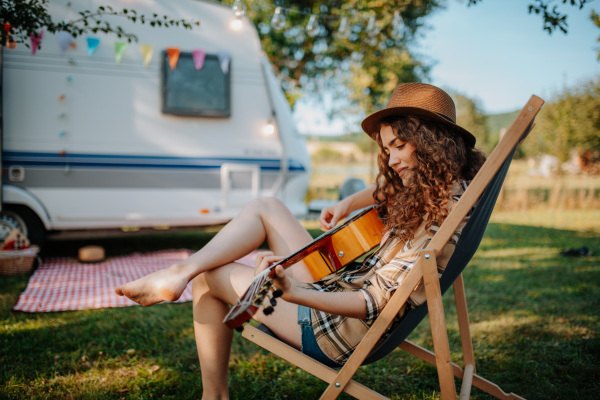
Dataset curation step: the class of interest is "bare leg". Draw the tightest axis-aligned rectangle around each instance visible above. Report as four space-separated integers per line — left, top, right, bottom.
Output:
192 262 301 400
115 197 314 306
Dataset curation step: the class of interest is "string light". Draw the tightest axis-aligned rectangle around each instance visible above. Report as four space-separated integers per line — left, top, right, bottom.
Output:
230 0 246 30
391 10 404 39
270 6 286 30
305 15 319 37
232 0 246 18
366 15 380 37
337 16 351 38
228 1 407 49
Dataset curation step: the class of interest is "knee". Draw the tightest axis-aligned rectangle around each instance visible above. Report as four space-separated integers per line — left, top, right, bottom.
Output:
247 196 286 215
193 268 224 297
191 273 209 298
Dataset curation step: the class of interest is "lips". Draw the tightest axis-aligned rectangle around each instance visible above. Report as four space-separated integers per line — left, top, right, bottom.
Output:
395 167 407 177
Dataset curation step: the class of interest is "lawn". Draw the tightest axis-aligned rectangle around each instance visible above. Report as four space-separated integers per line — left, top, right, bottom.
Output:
1 219 599 399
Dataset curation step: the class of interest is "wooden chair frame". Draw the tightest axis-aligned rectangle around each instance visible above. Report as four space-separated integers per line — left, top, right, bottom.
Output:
242 95 544 400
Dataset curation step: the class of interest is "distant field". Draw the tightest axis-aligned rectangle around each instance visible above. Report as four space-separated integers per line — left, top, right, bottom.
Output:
308 154 600 214
491 210 600 233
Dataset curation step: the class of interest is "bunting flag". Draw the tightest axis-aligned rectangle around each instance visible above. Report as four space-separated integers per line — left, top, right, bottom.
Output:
140 44 154 68
114 41 127 63
191 49 206 70
166 47 181 70
30 30 44 55
57 32 74 54
217 50 231 74
86 37 100 56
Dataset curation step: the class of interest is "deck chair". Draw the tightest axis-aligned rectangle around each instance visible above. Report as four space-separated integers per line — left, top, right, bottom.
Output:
241 95 544 400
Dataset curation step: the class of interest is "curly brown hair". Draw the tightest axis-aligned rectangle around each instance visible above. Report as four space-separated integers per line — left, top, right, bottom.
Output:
373 116 486 240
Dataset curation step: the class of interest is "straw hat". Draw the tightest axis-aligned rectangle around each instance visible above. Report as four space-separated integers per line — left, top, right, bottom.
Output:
361 83 476 147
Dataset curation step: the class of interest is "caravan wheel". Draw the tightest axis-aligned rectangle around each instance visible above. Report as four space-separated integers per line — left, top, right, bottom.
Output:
0 205 46 249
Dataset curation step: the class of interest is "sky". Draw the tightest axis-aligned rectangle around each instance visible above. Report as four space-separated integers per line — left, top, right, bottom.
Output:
294 0 599 135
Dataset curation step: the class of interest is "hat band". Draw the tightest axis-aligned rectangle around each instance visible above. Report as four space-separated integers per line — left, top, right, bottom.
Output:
435 112 455 124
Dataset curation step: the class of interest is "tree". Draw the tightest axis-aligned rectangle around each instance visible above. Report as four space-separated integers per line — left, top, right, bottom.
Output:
0 0 199 50
467 0 594 34
449 91 491 153
592 9 600 60
224 0 598 117
524 77 600 163
233 0 440 114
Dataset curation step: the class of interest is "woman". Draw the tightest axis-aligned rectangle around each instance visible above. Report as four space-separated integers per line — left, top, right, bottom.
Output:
116 82 486 400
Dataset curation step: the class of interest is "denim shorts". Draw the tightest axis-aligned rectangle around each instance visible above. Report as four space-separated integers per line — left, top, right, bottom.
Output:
298 305 341 368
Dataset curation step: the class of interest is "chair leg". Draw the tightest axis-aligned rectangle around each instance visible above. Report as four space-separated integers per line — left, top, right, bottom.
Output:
459 364 474 400
454 274 476 398
421 250 457 400
399 341 525 400
454 274 476 371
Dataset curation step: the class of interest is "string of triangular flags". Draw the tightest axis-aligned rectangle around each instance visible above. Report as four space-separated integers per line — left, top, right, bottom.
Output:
23 32 230 73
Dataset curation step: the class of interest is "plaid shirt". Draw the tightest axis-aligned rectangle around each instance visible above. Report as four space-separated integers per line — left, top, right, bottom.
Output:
305 181 471 365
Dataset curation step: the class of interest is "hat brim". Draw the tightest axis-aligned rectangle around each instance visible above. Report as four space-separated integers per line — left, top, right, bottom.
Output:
361 106 476 148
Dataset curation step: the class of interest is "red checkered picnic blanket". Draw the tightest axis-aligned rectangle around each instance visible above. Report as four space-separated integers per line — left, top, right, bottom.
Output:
12 249 257 313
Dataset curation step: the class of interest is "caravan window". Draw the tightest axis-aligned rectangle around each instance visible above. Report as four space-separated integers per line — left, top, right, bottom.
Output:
161 51 231 117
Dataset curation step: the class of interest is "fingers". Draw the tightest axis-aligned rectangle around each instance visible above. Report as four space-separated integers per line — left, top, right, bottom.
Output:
319 204 347 231
274 264 286 279
254 251 284 276
271 264 291 293
319 207 335 231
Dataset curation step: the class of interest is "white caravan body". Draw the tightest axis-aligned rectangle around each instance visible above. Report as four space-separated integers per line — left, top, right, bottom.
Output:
1 0 310 241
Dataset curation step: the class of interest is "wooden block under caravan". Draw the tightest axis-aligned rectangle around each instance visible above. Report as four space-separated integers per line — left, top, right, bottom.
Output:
78 246 105 263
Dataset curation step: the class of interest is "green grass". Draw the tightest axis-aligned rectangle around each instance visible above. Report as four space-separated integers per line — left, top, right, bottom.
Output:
1 221 599 399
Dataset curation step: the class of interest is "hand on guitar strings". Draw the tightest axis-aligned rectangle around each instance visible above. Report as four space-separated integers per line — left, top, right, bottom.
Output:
319 202 350 232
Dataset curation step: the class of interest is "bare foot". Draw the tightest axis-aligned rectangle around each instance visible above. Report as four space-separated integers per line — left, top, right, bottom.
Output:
115 264 190 306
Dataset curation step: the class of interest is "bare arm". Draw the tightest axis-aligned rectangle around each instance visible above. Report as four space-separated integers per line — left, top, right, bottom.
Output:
282 278 367 319
255 253 367 319
319 183 379 231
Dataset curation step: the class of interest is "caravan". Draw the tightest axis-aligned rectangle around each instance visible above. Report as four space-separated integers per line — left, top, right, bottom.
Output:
1 0 311 246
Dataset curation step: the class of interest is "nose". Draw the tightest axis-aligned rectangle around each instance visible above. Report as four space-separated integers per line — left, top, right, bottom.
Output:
388 151 399 168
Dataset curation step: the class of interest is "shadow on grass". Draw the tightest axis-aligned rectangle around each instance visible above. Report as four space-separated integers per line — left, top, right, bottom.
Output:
1 223 598 399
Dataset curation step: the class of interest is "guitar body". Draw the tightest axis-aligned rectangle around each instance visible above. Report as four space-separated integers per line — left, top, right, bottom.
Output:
303 208 385 280
224 206 385 329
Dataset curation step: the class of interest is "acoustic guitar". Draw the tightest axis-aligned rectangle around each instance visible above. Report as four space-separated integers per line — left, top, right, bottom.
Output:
223 205 385 329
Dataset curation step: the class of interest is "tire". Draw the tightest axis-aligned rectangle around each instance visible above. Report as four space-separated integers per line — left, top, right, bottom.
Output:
0 205 46 248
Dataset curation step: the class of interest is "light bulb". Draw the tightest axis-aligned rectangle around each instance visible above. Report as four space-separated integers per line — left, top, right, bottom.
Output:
232 0 246 18
367 15 380 36
391 11 404 39
306 15 319 37
271 6 286 30
338 16 351 38
263 120 276 135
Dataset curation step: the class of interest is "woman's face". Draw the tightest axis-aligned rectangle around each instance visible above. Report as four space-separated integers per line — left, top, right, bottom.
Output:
380 124 417 186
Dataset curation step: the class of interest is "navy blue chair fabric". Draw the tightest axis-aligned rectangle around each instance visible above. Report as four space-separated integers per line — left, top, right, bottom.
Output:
362 146 516 365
